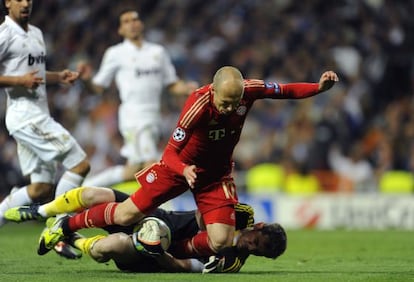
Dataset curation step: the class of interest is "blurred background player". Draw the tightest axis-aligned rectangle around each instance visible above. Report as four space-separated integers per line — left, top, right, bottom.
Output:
0 0 90 258
77 8 197 187
5 187 286 273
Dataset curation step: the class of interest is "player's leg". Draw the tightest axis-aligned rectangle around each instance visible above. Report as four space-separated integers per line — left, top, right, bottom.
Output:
43 186 117 217
70 196 143 230
0 135 56 226
87 233 137 263
109 162 186 227
2 119 89 219
82 124 159 186
38 163 187 252
35 121 91 259
0 182 54 225
170 179 238 258
23 118 90 197
170 206 236 258
54 126 90 197
206 221 235 252
5 187 117 221
37 198 142 254
70 233 109 262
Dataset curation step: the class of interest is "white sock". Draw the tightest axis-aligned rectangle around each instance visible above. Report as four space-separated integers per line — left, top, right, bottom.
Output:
37 205 47 218
0 186 31 226
82 165 124 187
55 171 85 197
190 259 205 272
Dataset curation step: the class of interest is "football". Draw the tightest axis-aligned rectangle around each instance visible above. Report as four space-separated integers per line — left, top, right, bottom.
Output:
134 216 172 251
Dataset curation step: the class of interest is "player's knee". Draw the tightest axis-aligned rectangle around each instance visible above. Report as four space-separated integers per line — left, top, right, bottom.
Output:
114 204 142 226
91 238 117 262
71 158 91 177
82 187 115 206
208 233 233 253
27 183 54 202
115 212 136 226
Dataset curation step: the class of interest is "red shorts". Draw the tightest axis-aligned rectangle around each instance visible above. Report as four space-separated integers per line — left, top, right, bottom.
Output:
131 162 238 226
203 205 236 226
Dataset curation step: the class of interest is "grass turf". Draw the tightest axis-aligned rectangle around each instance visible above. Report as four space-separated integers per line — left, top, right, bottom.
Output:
0 222 413 282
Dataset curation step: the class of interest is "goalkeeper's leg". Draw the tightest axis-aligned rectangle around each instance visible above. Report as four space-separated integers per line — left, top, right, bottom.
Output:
39 187 116 217
70 233 107 262
72 233 134 263
5 187 87 221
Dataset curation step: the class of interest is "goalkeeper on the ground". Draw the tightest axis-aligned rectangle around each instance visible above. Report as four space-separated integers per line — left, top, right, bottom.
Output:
5 187 287 273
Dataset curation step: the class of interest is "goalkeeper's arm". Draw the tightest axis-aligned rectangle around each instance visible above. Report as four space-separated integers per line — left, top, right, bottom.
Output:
154 252 205 273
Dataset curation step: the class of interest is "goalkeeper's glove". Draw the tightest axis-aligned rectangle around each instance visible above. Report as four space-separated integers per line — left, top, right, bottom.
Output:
203 255 224 273
132 220 164 256
202 246 244 273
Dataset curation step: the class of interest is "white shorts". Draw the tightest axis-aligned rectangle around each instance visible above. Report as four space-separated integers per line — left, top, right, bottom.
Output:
12 117 87 183
119 123 161 165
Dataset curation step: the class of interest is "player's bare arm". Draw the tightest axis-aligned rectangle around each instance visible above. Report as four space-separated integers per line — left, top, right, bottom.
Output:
318 71 339 92
76 61 105 94
0 70 44 89
58 69 79 84
168 80 199 96
45 70 79 85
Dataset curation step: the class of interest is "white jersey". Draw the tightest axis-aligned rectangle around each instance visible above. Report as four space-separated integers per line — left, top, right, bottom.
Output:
92 39 178 131
0 16 49 134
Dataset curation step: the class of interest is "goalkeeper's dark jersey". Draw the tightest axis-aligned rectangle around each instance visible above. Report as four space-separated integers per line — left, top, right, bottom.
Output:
106 190 254 272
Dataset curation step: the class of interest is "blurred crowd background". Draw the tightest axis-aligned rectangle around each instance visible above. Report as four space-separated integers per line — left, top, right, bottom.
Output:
0 0 413 197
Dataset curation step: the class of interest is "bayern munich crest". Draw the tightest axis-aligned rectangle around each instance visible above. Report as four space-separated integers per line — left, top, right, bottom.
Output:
173 127 186 141
236 105 247 116
146 171 157 183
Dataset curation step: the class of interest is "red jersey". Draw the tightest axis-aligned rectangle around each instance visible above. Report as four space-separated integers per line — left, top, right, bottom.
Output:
162 79 319 188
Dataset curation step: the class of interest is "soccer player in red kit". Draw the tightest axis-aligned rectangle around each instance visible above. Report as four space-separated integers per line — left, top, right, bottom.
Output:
37 66 338 259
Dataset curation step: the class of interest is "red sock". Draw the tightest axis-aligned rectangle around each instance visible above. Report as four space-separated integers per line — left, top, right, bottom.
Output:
67 202 118 232
170 231 215 258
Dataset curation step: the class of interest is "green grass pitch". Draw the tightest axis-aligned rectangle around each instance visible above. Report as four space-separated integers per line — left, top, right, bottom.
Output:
1 222 413 282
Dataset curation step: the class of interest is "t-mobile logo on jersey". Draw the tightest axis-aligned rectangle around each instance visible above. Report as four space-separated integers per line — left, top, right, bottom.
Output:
28 53 46 66
208 128 225 141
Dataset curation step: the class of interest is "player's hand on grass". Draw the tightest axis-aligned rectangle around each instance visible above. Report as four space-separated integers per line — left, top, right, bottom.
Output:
203 255 225 273
203 247 242 273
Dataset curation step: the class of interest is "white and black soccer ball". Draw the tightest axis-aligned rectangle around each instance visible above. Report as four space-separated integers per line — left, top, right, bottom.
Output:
133 217 172 251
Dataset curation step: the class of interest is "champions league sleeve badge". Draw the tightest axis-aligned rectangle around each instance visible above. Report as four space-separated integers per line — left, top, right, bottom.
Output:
172 127 186 142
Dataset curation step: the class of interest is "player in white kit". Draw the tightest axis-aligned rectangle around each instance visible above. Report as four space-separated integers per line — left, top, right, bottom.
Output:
0 0 90 258
78 9 197 187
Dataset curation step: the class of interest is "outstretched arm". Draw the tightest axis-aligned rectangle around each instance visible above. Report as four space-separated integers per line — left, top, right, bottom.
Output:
318 70 339 92
46 70 79 85
155 252 204 272
278 70 339 98
77 61 106 94
167 80 199 96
